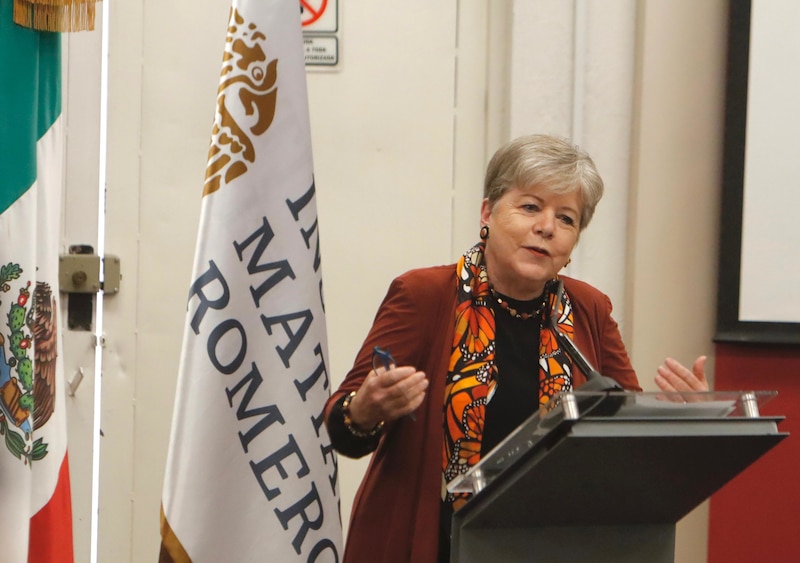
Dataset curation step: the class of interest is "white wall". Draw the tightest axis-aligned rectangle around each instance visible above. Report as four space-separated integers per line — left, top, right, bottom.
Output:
628 1 727 560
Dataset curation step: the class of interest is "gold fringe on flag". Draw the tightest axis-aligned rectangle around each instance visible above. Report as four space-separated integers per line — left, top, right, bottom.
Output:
13 0 101 32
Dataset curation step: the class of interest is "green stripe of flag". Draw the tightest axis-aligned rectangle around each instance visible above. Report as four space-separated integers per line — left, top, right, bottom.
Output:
0 0 62 215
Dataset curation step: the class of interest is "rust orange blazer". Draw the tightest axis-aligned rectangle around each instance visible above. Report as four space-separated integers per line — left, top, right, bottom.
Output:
324 265 641 563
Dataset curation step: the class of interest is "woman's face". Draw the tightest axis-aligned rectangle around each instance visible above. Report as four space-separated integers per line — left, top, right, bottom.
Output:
481 184 581 300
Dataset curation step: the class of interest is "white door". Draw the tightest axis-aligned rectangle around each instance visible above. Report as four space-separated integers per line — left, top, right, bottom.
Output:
62 1 494 560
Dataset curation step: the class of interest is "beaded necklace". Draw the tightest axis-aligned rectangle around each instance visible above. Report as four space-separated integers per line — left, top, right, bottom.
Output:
489 287 545 320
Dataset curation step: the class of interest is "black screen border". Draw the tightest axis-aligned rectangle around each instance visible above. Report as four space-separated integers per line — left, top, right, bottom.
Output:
715 0 800 345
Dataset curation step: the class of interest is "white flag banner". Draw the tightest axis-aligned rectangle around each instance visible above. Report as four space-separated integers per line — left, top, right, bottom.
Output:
160 1 342 562
0 2 75 561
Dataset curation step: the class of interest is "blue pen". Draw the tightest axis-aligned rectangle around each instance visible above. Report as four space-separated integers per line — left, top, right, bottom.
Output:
372 346 416 422
372 346 395 371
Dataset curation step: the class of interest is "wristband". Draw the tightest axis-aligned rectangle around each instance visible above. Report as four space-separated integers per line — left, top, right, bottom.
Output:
342 391 385 438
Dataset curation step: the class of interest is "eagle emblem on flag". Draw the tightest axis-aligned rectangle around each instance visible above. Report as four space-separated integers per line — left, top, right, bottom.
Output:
0 263 54 465
203 8 279 196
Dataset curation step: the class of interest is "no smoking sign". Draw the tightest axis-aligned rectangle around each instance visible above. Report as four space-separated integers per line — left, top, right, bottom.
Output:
301 0 338 67
301 0 338 33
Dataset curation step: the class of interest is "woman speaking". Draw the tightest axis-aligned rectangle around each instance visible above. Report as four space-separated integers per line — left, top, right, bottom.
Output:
324 134 708 563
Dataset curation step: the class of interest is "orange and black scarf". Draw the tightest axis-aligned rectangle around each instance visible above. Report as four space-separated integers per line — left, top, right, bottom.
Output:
442 242 575 509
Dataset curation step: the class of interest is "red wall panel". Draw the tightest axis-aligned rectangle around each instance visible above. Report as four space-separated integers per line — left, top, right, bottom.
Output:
708 343 799 562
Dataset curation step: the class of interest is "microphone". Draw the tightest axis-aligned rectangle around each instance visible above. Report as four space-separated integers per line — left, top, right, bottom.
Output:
546 279 625 417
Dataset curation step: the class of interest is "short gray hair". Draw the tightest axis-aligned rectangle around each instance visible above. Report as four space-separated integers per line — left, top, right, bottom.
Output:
483 134 604 230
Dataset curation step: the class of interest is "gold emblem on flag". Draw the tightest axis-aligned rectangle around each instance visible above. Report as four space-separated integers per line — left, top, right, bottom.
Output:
203 9 278 196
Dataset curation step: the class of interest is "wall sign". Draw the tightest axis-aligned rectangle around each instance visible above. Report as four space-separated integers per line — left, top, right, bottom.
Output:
301 0 339 67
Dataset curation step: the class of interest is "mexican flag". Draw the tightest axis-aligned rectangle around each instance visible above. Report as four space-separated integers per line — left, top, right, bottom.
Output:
159 1 342 561
0 0 75 561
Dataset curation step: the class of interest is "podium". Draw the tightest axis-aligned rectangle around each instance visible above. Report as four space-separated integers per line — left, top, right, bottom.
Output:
447 391 787 563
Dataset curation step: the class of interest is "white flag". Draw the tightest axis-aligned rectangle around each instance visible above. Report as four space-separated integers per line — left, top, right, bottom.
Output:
160 1 342 562
0 2 75 561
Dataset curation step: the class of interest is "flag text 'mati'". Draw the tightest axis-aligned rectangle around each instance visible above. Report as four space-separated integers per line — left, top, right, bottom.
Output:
187 185 338 559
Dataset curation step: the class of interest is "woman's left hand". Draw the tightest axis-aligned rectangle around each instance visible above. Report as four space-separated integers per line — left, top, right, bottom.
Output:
655 355 709 393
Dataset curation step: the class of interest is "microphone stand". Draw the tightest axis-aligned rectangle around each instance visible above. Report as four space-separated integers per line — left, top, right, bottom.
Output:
547 279 625 416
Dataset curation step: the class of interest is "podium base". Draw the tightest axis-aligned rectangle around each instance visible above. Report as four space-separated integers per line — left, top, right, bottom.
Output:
452 524 675 563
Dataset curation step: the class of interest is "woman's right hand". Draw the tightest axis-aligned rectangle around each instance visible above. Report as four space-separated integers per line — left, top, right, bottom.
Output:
347 365 428 430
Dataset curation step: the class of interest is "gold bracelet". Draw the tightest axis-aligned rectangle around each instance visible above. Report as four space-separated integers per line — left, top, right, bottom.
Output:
342 391 385 438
